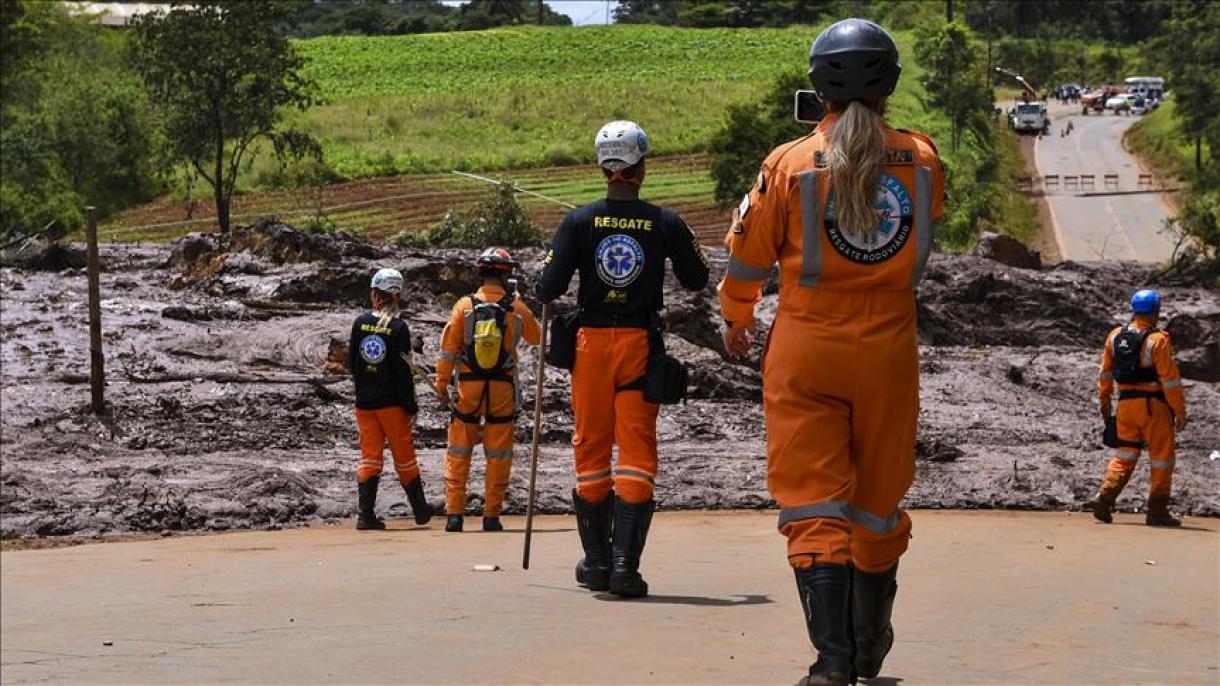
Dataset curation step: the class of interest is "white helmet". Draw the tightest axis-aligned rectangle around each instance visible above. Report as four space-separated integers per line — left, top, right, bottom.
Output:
370 268 403 293
595 120 649 171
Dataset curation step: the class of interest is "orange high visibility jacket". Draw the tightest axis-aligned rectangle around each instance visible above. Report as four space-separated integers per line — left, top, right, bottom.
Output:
435 284 541 392
1098 316 1186 417
718 113 945 325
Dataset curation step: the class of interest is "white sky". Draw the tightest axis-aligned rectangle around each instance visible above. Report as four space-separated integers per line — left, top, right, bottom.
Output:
440 1 619 26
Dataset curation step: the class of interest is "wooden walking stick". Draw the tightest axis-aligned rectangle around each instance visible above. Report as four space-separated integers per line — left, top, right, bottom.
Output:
522 303 549 570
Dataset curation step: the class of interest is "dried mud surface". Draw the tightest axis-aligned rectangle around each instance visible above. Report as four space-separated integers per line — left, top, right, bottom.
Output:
2 223 1217 539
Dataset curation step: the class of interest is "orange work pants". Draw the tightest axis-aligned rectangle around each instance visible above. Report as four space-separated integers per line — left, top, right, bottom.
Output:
764 291 918 574
571 327 659 505
1100 395 1176 501
443 378 516 517
355 407 419 485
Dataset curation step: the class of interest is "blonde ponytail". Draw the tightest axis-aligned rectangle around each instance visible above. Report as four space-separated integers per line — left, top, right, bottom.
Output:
827 100 887 239
372 289 400 325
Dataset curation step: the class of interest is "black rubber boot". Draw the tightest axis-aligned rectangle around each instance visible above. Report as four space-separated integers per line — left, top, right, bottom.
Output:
573 489 613 591
482 516 504 532
402 477 433 526
445 514 464 532
1145 496 1181 527
1092 491 1116 524
356 476 386 530
608 498 654 598
852 564 897 679
793 564 854 686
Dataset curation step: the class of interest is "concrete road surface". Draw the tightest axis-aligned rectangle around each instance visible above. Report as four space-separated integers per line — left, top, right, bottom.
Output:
1034 106 1179 263
3 511 1217 685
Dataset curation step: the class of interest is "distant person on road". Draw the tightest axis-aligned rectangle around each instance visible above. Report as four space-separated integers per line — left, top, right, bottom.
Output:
537 120 710 598
349 268 435 530
719 19 945 686
1094 289 1188 527
435 248 541 533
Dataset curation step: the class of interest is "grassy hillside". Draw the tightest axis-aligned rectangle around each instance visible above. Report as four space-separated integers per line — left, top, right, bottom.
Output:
1126 100 1208 182
268 24 953 183
116 23 1033 251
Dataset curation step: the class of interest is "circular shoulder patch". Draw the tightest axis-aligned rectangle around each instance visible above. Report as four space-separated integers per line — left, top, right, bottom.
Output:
595 234 645 288
825 172 914 264
359 334 388 365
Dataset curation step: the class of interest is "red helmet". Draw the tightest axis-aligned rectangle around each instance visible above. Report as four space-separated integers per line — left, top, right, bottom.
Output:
476 247 516 274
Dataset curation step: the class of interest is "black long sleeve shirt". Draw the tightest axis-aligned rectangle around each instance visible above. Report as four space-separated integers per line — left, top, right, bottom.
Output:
537 198 709 320
349 312 418 413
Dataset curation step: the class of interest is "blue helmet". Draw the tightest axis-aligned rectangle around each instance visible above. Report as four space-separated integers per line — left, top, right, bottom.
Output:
1131 289 1160 315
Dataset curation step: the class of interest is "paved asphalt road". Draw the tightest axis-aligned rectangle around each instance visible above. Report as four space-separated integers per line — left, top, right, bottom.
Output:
3 511 1217 684
1033 105 1179 263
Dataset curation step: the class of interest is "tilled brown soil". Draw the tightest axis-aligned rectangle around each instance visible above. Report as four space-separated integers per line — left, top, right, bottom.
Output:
2 224 1217 539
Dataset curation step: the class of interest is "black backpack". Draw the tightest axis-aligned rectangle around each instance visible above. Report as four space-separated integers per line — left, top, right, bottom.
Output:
1111 324 1158 384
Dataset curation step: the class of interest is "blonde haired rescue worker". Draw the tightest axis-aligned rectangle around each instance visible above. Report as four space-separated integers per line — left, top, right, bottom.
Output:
538 121 709 598
719 20 944 686
435 248 541 532
1094 289 1188 527
350 268 434 530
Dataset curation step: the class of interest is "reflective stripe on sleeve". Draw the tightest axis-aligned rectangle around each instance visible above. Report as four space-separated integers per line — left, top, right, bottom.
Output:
726 256 773 282
797 171 823 288
1113 448 1139 462
1149 458 1175 470
909 165 934 289
1162 378 1181 389
1099 371 1113 381
438 351 459 362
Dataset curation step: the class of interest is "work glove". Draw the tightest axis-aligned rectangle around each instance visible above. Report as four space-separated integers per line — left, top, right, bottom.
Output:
435 387 450 409
1175 414 1187 431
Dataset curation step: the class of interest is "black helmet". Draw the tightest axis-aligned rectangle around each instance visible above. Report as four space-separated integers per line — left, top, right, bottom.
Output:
808 18 901 102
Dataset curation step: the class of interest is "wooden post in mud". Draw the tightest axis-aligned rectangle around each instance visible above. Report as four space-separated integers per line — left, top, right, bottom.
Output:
85 206 105 414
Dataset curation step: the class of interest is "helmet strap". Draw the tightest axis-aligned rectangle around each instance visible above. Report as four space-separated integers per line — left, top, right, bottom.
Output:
607 167 643 187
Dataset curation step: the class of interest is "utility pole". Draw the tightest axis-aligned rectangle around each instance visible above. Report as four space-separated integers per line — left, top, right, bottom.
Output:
85 206 105 415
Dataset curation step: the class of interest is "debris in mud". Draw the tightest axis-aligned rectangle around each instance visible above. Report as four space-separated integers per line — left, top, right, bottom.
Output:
2 232 1217 538
917 438 963 463
0 240 87 271
971 231 1042 270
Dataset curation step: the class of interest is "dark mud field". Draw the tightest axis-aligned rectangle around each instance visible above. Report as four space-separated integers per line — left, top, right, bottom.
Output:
2 223 1218 539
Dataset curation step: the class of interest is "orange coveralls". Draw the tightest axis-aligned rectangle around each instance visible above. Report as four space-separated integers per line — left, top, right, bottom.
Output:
572 327 658 505
1097 317 1186 504
719 114 944 573
436 285 541 517
356 408 418 485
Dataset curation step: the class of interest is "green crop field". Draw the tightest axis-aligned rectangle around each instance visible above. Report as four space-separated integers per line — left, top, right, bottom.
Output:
115 23 1027 251
266 24 938 183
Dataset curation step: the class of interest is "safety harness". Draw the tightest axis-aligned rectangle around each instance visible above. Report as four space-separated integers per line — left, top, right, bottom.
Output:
453 293 520 425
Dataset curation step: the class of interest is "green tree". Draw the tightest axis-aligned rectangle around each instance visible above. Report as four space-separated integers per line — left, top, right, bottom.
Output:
708 71 810 205
1147 0 1219 174
915 21 993 151
1 0 158 240
130 1 320 233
